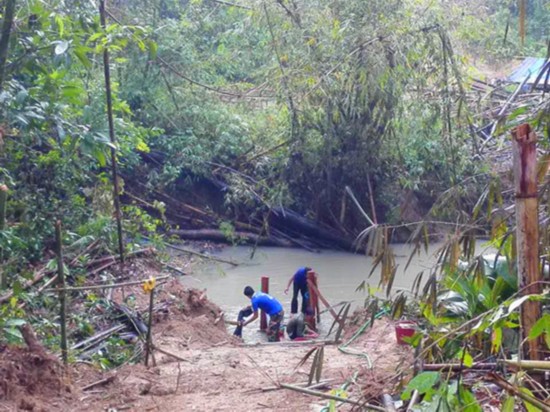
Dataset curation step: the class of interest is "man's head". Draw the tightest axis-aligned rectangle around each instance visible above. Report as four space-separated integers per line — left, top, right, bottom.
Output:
243 286 255 298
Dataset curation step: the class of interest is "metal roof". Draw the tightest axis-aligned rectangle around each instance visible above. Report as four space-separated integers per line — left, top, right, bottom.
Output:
507 57 549 85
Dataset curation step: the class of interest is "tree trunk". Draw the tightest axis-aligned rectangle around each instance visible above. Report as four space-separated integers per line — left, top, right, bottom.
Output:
0 0 16 91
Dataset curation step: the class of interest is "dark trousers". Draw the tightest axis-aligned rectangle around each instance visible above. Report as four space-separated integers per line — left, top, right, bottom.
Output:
291 282 308 314
233 307 253 337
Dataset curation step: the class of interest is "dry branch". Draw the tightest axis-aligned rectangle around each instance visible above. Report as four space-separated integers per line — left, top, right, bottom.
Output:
280 383 386 411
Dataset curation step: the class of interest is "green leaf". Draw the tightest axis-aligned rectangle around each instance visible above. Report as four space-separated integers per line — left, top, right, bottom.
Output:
492 327 502 353
502 396 515 412
148 40 158 60
4 318 26 327
459 386 482 412
528 314 550 340
401 371 440 400
74 47 92 69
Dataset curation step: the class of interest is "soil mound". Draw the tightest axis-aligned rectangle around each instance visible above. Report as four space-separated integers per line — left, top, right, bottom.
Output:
0 343 73 411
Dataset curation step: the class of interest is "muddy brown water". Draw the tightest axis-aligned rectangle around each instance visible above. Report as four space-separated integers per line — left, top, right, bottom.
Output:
179 242 492 341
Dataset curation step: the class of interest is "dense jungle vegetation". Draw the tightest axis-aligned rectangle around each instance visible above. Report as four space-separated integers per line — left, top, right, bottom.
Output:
2 0 550 410
1 0 547 272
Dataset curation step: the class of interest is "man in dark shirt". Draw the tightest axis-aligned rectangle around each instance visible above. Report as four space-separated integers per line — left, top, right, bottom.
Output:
284 267 312 314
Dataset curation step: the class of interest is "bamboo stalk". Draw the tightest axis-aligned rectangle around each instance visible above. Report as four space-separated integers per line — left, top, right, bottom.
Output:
0 184 7 289
144 288 155 367
512 124 543 362
422 363 497 371
44 275 169 292
55 220 68 364
99 0 124 264
279 383 386 411
503 360 550 370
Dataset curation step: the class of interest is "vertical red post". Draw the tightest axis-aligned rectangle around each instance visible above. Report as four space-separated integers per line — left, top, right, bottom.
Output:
260 276 269 331
306 271 318 331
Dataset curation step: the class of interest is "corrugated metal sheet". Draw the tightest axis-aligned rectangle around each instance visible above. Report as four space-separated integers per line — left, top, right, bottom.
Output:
507 57 549 84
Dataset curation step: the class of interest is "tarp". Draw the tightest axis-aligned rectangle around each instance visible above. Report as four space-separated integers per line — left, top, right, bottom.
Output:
507 57 549 85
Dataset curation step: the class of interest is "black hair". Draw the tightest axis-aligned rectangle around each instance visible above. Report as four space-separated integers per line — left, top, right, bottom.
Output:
244 286 254 297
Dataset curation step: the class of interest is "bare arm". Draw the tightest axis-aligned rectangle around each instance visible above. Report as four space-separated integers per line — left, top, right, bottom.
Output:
242 310 259 327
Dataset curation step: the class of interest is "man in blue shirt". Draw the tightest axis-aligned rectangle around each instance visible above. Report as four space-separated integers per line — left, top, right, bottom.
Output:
284 267 312 314
239 286 284 342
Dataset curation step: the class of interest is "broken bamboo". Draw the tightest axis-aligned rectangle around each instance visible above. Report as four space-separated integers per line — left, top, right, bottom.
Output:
307 279 341 324
144 287 155 367
512 124 543 361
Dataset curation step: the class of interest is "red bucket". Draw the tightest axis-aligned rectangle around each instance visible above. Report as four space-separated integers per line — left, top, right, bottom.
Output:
395 321 416 345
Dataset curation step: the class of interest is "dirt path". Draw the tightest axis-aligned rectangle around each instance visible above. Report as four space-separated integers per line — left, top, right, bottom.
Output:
74 317 412 412
1 264 412 411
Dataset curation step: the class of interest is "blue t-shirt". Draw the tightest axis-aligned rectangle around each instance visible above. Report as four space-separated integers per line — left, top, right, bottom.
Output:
251 292 283 316
294 267 309 287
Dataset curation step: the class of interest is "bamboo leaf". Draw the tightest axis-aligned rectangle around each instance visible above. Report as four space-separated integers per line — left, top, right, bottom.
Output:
528 314 550 340
502 397 515 412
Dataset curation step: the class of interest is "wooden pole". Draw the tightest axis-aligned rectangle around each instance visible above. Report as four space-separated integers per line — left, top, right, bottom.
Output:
512 124 543 361
306 271 318 330
99 0 124 265
55 220 68 364
144 287 155 367
260 276 269 331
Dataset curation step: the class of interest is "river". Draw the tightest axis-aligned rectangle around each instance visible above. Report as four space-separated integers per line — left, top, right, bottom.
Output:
178 242 491 340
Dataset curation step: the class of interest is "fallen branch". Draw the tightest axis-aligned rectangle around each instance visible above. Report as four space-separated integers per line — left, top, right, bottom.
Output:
163 263 189 276
71 324 126 351
163 242 238 266
152 345 190 363
261 379 334 392
488 372 550 412
280 383 386 411
82 376 116 391
0 268 51 304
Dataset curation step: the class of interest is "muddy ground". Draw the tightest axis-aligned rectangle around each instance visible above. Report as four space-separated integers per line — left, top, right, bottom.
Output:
0 256 413 411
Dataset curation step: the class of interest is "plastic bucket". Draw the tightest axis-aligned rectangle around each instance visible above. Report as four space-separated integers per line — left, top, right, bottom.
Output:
395 321 416 345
